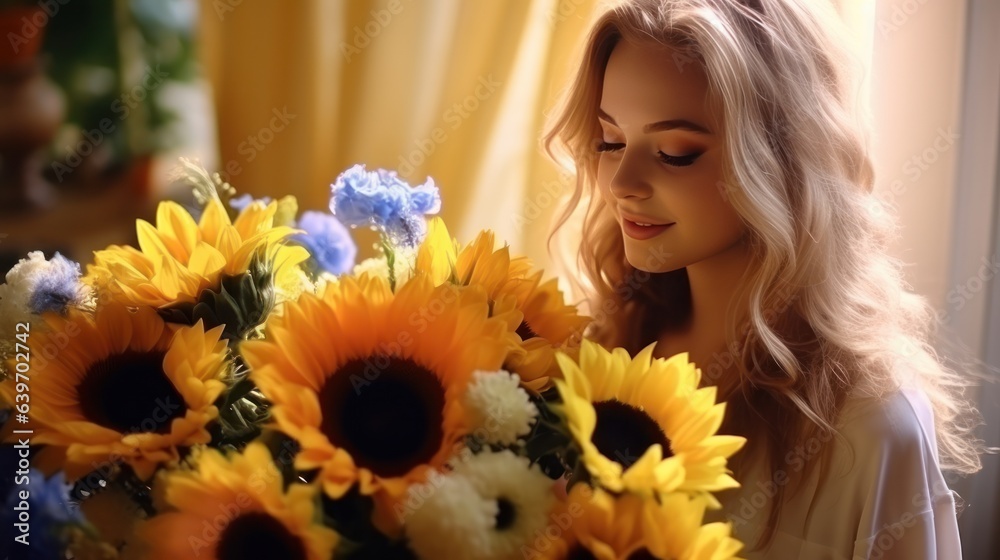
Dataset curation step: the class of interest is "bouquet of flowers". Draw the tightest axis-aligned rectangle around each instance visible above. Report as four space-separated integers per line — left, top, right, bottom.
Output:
0 161 746 560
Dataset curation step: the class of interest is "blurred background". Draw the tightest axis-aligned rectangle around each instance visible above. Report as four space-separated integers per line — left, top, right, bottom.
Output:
0 0 996 555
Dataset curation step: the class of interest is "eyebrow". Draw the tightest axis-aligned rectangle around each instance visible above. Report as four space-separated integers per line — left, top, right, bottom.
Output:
598 108 712 134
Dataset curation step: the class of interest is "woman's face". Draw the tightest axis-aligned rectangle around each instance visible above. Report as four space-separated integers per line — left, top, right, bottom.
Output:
596 39 746 273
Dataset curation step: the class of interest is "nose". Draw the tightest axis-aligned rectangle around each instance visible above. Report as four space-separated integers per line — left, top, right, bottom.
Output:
607 148 655 201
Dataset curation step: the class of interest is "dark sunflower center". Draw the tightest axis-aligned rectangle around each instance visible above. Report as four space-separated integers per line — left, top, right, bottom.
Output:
516 319 539 341
591 400 671 468
318 356 446 478
495 497 516 530
567 545 658 560
216 512 307 560
77 350 187 434
566 545 598 560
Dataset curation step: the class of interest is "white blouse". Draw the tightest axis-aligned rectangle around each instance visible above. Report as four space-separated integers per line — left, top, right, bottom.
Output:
707 386 962 559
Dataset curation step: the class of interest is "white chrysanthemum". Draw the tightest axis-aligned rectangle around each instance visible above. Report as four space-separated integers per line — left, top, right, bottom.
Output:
463 370 538 446
351 257 389 279
450 450 556 560
352 246 416 287
405 451 556 560
404 472 496 560
279 261 316 301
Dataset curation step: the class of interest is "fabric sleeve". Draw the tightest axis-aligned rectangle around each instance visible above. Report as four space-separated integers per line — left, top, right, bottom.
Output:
848 388 962 560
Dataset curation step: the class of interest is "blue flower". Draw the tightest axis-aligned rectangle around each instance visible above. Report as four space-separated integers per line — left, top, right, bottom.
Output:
31 471 83 526
407 176 441 215
292 211 358 275
27 253 83 315
331 165 407 225
330 164 441 247
1 468 83 559
0 252 88 317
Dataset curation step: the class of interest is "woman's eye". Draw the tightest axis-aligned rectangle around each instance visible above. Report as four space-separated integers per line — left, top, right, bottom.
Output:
594 139 702 167
658 151 701 167
595 141 625 153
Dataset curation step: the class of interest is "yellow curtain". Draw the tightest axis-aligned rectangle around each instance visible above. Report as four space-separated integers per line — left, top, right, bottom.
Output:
198 0 599 268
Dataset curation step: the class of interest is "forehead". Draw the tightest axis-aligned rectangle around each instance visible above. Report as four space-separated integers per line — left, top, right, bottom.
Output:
600 39 715 128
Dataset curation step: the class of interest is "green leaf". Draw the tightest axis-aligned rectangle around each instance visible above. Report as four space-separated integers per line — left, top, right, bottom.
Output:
321 485 382 544
222 377 258 409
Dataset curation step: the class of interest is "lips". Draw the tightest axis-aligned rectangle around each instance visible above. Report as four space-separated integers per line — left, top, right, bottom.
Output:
622 219 673 240
619 211 674 240
619 210 670 226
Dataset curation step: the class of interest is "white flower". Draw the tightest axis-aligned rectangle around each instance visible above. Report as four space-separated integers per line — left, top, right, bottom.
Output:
277 262 316 302
405 451 556 560
463 370 538 446
352 246 416 287
352 256 389 279
454 450 556 560
404 472 496 560
309 270 340 295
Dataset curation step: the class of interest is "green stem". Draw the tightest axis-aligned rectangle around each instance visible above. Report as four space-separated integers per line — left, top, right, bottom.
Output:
381 237 397 292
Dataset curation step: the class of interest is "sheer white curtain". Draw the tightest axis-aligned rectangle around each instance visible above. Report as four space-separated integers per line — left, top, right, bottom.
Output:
946 0 1000 556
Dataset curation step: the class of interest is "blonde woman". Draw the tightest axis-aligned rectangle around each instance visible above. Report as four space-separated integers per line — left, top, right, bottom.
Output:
543 0 983 558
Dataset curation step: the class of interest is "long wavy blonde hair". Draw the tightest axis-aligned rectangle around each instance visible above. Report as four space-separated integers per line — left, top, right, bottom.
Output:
543 0 983 549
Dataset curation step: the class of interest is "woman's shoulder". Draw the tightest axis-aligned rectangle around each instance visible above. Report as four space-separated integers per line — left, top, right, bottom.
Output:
834 385 940 465
821 385 952 518
832 387 959 532
826 386 964 558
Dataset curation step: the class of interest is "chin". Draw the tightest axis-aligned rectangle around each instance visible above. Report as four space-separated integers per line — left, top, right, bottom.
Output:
623 242 684 273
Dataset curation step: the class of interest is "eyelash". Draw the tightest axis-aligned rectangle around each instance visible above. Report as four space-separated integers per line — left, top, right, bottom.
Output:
594 141 701 167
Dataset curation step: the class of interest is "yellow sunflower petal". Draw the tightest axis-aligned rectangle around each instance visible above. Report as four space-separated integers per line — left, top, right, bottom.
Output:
415 216 458 285
186 242 227 279
137 219 183 265
198 198 231 244
157 200 200 260
233 199 277 239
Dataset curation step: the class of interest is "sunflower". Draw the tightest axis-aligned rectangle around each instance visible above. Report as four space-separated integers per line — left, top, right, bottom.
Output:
553 340 745 500
0 304 228 481
454 229 534 297
415 218 589 390
86 198 309 308
533 484 742 560
240 272 517 530
497 272 590 391
414 218 530 293
135 442 337 560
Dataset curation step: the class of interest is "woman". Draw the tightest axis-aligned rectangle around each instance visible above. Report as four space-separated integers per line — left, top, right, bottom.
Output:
542 0 983 558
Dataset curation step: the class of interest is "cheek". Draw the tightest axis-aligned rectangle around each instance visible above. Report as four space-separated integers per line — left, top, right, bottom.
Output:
596 159 617 206
706 207 745 250
675 179 746 243
663 152 746 246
